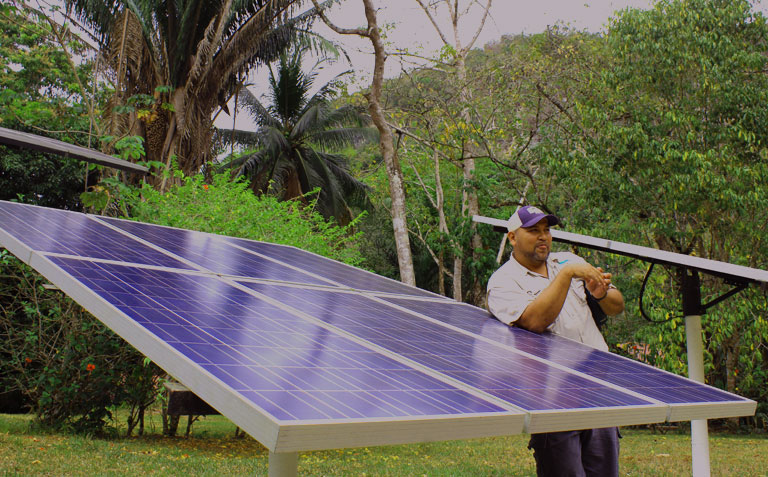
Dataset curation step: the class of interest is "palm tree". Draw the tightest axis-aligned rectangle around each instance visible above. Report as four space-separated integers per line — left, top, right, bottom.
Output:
64 0 314 184
222 49 376 223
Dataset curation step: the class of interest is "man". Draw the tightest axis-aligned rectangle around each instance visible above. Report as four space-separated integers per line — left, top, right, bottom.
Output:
486 206 625 477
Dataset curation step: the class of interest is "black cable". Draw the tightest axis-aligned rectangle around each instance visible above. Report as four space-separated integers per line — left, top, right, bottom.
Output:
639 262 679 323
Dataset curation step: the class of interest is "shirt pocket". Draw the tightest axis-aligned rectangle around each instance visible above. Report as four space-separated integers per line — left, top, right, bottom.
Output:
519 280 545 300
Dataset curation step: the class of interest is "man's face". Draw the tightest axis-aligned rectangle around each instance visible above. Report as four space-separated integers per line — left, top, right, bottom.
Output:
509 219 552 266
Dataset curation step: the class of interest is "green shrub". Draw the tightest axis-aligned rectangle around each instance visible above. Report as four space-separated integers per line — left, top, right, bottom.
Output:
0 250 158 436
125 169 366 267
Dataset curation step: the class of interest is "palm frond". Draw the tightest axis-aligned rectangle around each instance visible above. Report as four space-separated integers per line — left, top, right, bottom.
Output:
309 127 379 150
302 149 370 220
293 27 351 65
213 127 262 149
313 151 370 196
237 88 282 129
215 151 249 172
64 0 121 45
290 101 323 140
303 69 352 109
316 104 371 129
270 49 313 124
260 125 291 153
201 0 307 106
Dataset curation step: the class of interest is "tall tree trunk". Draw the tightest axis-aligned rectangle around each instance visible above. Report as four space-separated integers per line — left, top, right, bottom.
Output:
456 54 484 306
363 1 415 285
434 149 448 297
312 0 417 286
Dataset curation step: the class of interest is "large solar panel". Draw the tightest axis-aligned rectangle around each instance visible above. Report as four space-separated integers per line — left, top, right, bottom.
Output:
0 200 755 455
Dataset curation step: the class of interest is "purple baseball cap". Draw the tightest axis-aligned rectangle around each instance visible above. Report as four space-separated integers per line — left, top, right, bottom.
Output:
507 206 560 232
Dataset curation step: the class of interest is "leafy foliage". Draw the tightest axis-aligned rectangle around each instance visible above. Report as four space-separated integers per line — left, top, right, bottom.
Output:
63 0 317 176
125 168 366 267
536 0 768 422
0 250 159 435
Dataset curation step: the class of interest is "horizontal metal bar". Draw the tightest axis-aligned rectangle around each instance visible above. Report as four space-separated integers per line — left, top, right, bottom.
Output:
0 126 149 174
473 215 768 285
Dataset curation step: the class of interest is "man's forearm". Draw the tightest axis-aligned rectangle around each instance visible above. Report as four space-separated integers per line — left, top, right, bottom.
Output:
515 271 573 333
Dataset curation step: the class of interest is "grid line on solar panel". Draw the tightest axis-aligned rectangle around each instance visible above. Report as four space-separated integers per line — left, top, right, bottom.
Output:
236 281 660 412
47 255 512 422
227 237 441 298
0 201 193 269
96 216 346 288
377 295 752 407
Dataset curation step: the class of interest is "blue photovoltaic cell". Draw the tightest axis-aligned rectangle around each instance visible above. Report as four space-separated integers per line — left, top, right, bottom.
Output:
0 201 193 269
380 296 751 406
100 218 337 287
230 238 439 298
238 282 655 411
49 256 506 421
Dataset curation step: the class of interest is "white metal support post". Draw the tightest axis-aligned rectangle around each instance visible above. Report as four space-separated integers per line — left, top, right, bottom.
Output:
682 269 710 477
685 314 710 477
268 451 298 477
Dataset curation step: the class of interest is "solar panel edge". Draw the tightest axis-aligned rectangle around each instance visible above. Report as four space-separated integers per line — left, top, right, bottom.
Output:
570 343 756 404
272 412 524 453
0 222 34 265
23 251 284 450
236 283 743 428
527 404 669 434
233 280 745 436
668 399 757 422
552 229 768 284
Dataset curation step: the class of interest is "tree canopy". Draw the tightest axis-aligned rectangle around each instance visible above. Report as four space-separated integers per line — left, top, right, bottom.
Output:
64 0 316 179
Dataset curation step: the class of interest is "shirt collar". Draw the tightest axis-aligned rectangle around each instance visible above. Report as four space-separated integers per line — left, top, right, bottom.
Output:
507 254 560 279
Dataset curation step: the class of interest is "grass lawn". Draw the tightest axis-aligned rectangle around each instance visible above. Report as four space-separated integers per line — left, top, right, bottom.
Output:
0 412 765 476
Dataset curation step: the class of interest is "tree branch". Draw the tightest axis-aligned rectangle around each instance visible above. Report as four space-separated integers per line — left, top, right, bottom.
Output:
310 0 368 36
462 0 492 55
414 0 451 45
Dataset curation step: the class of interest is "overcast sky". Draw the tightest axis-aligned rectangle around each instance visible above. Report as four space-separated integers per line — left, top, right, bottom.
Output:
314 1 658 81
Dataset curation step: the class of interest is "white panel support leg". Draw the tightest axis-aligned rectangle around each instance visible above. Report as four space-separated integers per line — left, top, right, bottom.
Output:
685 315 710 477
268 451 298 477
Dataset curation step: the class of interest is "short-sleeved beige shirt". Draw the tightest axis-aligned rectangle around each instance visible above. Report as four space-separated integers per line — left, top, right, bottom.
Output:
486 251 608 351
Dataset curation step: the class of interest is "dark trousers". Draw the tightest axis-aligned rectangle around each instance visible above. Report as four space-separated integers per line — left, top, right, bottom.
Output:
528 427 620 477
